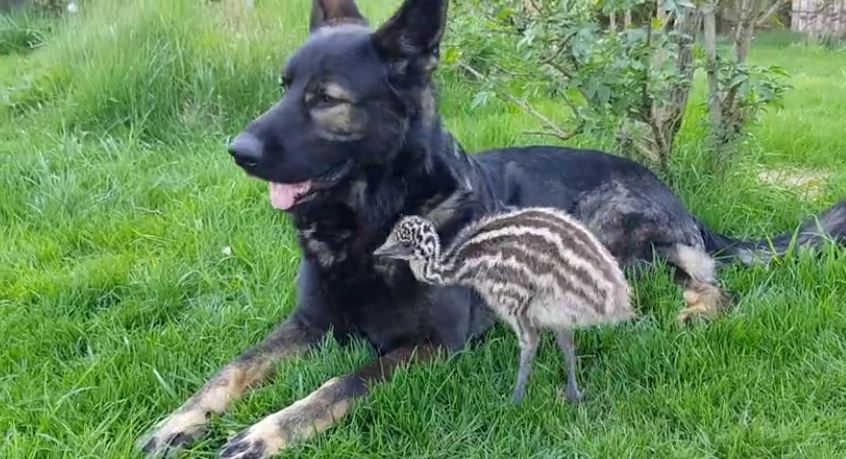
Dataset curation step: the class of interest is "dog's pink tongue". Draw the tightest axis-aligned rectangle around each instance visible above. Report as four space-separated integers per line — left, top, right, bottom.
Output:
269 181 311 210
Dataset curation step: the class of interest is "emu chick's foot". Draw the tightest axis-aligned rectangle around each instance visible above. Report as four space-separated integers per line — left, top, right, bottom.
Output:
512 388 526 404
559 385 584 404
677 281 732 324
511 363 531 405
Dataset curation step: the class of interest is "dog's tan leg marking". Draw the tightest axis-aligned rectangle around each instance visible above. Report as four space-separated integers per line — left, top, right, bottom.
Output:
139 318 319 457
218 346 437 459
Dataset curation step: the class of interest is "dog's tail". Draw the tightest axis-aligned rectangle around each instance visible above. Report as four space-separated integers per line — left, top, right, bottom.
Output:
700 199 846 266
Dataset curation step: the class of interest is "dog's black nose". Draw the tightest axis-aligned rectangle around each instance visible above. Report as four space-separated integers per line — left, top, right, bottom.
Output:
228 133 264 164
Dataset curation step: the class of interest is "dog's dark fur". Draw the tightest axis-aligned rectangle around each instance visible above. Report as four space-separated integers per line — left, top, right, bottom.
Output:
140 1 846 457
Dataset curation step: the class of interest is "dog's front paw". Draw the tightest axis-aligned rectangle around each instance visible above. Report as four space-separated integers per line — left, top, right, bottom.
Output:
219 407 295 459
219 425 275 459
218 376 351 458
138 409 208 458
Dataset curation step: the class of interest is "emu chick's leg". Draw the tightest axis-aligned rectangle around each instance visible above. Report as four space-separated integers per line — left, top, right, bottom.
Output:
555 330 583 403
511 316 540 404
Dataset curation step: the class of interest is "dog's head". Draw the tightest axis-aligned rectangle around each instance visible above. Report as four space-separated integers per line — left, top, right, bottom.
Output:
228 0 449 212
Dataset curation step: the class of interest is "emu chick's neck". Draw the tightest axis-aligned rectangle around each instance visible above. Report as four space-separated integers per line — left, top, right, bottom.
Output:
409 242 449 286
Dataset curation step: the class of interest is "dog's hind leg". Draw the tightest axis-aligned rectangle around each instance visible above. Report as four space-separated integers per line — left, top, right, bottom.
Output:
139 316 322 458
660 244 732 323
218 346 438 459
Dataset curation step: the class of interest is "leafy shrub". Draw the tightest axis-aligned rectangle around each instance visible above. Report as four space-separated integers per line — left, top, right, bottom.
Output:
447 0 791 170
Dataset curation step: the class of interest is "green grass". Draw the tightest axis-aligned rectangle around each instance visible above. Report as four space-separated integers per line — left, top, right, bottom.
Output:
0 7 54 56
2 1 846 458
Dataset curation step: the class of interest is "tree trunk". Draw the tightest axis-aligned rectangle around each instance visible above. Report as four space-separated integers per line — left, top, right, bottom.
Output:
722 0 762 139
734 0 761 63
702 3 723 142
648 4 702 168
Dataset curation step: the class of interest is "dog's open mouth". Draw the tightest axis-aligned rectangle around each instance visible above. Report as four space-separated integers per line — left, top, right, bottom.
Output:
268 160 352 210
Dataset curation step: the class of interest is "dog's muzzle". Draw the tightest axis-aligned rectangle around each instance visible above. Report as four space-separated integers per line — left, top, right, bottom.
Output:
228 132 263 167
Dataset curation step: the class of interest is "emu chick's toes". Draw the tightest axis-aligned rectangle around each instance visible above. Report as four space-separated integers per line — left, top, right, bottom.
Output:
511 388 526 405
559 386 584 404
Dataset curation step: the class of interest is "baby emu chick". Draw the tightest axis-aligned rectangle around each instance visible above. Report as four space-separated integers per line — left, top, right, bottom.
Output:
374 207 634 403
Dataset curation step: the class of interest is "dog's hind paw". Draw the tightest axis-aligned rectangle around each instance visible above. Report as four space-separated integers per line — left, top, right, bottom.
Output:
677 281 732 324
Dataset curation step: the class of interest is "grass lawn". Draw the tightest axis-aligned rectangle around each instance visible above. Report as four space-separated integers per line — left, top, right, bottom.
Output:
2 1 846 457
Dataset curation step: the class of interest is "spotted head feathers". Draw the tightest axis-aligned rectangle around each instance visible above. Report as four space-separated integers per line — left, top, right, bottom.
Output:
374 215 440 260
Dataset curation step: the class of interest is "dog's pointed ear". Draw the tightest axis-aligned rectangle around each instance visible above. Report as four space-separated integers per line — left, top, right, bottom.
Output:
371 0 448 72
310 0 367 32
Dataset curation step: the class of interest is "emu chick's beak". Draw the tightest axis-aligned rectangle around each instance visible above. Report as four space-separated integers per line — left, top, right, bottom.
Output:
373 242 408 259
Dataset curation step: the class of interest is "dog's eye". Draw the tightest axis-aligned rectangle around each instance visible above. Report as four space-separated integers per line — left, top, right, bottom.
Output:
316 93 340 106
279 75 293 95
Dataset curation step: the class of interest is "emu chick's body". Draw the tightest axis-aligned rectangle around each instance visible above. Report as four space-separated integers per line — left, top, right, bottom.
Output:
375 207 634 403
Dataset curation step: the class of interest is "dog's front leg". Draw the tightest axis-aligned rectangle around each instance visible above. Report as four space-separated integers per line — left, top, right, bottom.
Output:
139 315 322 457
218 345 437 459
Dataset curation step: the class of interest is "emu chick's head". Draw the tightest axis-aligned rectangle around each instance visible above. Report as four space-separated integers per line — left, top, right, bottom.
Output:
374 216 439 261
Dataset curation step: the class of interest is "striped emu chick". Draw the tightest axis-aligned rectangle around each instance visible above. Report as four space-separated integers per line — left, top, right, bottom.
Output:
374 207 634 403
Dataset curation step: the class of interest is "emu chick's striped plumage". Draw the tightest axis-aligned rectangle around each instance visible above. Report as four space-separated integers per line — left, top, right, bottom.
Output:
374 207 634 403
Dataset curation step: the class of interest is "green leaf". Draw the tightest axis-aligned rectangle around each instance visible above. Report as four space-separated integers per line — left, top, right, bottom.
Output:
443 47 461 65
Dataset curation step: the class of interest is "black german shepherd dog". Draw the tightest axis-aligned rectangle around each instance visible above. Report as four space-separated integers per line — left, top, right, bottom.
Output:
141 0 846 457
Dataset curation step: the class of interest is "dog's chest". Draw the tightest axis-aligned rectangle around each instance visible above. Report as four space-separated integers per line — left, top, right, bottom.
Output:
296 219 358 268
314 250 438 350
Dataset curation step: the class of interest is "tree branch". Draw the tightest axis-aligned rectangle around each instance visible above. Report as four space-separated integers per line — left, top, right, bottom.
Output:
459 62 583 142
755 0 790 27
539 32 577 66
